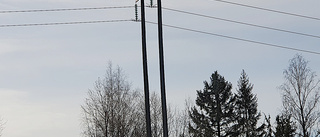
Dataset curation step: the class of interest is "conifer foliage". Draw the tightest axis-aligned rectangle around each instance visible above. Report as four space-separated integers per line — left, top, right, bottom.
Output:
274 114 296 137
234 70 264 136
189 71 235 137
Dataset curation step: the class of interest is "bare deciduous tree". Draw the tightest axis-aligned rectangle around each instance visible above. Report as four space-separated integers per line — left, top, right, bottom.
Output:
150 92 163 137
81 62 190 137
0 117 4 137
81 63 141 137
171 99 192 137
280 54 320 137
147 92 190 137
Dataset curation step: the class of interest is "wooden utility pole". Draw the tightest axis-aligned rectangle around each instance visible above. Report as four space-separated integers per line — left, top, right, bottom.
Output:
157 0 168 136
139 0 152 136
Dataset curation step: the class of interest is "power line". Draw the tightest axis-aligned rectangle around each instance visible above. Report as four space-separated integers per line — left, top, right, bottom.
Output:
163 7 320 39
0 19 132 27
0 12 318 55
145 21 320 55
211 0 320 21
3 5 318 39
3 5 319 39
0 6 134 13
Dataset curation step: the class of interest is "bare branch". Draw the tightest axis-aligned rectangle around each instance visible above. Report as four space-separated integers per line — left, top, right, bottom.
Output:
280 54 320 136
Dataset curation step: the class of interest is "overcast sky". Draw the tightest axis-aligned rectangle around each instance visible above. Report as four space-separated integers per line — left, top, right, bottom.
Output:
0 0 319 136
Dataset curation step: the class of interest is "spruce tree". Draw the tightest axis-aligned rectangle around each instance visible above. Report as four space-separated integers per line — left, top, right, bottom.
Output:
189 71 235 137
263 114 273 137
274 114 296 137
234 70 263 136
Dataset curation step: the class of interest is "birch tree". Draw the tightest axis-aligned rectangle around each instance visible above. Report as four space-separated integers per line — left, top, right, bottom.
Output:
81 63 141 137
280 54 320 137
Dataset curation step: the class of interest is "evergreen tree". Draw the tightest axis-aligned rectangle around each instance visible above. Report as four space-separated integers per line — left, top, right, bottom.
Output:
234 70 263 137
274 114 296 137
189 71 235 137
263 114 273 137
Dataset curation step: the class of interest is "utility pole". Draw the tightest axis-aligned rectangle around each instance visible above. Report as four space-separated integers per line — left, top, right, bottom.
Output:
157 0 168 136
138 0 152 136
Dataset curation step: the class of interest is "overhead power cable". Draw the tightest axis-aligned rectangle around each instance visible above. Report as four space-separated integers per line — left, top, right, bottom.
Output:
211 0 320 21
145 21 320 55
0 6 134 13
0 6 318 55
163 7 320 39
0 19 132 27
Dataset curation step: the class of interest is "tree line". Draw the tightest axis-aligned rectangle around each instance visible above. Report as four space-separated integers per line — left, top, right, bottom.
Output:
81 54 320 137
81 63 189 137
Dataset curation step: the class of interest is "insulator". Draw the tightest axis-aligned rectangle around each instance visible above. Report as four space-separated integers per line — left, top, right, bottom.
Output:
135 4 138 21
